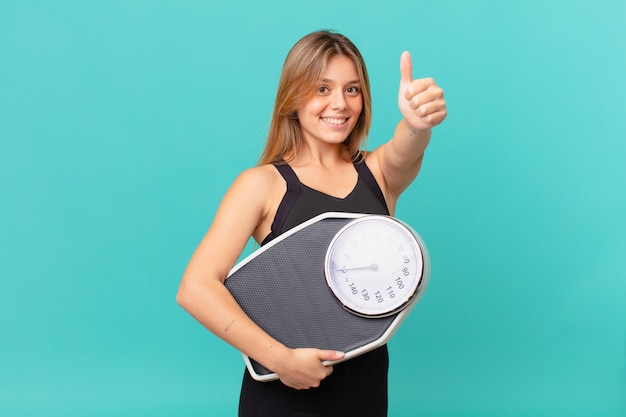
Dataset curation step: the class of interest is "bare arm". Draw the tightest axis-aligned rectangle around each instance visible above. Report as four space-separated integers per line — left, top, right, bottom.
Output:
176 166 343 389
370 51 447 202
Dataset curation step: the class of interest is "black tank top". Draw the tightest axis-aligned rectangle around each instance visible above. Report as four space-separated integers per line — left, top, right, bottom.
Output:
239 157 391 417
261 158 389 245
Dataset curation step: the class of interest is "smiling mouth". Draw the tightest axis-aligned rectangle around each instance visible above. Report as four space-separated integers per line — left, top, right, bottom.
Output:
321 117 348 125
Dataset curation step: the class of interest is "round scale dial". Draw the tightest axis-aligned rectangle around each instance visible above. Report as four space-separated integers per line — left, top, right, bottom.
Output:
324 215 425 318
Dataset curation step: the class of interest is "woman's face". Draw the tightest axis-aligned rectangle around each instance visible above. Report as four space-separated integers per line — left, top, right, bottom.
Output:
296 55 363 149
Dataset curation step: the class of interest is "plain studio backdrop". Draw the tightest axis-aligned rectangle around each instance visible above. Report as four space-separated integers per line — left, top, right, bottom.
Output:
1 1 624 416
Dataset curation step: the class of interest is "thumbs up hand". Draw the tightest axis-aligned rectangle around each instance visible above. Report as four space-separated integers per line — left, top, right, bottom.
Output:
398 51 447 131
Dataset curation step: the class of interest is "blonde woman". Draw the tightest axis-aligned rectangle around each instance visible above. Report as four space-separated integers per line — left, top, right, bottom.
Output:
177 30 447 417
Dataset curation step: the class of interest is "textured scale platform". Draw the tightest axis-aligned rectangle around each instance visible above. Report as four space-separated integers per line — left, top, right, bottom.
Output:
224 212 425 381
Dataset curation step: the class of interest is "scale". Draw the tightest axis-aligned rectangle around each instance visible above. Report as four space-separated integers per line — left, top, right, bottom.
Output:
224 212 430 381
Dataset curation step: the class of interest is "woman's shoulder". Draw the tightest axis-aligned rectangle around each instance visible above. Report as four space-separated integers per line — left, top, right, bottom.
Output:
228 164 286 242
231 164 283 192
361 149 382 173
220 164 285 221
239 163 280 179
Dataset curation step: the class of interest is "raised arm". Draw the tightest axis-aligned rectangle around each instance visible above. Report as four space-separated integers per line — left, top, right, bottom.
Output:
369 51 447 206
176 166 343 389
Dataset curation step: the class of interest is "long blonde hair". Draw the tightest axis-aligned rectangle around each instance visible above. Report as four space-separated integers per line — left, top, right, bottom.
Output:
258 30 372 165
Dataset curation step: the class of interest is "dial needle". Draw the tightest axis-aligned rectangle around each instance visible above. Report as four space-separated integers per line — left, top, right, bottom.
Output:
337 263 379 273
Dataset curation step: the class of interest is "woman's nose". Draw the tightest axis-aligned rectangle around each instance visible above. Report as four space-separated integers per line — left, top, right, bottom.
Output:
330 90 347 110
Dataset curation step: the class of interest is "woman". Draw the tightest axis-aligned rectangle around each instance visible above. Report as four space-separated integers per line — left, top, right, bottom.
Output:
177 30 447 416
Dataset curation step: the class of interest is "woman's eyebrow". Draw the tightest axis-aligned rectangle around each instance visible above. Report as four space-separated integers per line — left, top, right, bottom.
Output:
321 78 361 84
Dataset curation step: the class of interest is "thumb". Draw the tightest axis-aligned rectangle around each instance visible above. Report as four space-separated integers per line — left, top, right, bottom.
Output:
400 51 413 84
319 350 345 362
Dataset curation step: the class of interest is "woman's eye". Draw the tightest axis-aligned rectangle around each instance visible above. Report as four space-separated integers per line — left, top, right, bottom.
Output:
346 86 360 95
317 86 330 94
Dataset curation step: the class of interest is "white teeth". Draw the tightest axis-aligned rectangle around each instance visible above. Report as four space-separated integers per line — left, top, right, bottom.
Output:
322 117 347 125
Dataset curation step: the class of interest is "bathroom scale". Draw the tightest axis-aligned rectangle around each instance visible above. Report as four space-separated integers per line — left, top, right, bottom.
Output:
224 212 430 381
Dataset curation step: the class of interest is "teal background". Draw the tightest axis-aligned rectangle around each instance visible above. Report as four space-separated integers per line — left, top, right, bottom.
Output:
1 0 624 416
